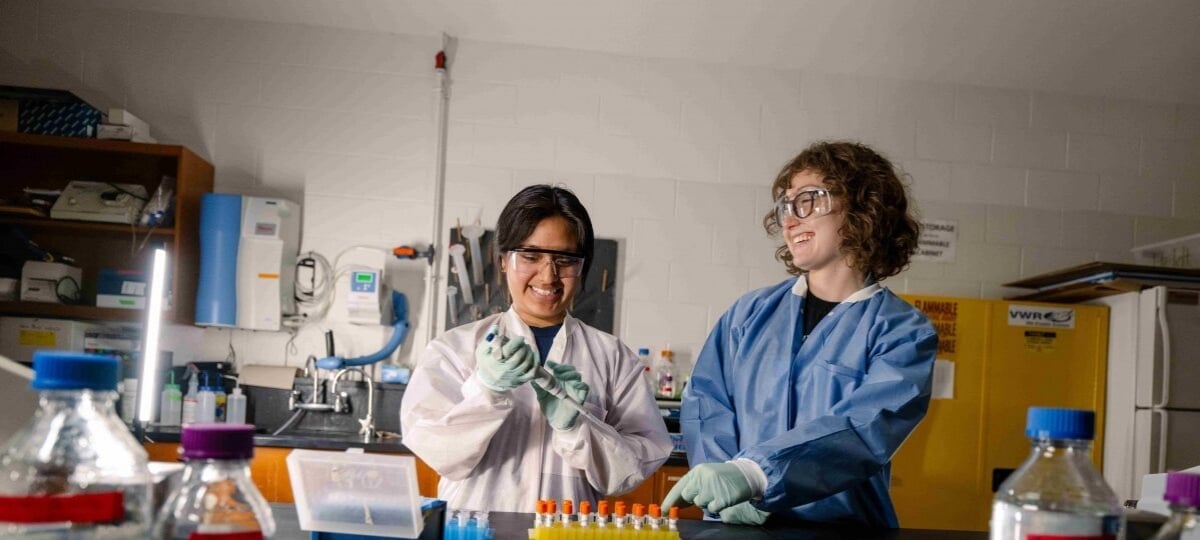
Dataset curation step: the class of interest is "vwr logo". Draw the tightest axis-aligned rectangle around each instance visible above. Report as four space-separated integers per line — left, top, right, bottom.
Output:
1007 305 1075 329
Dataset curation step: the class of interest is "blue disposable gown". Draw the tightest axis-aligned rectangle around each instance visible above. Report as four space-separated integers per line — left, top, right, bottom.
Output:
681 277 937 527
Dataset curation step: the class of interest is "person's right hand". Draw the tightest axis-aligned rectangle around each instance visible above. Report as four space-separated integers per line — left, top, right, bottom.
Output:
474 324 539 392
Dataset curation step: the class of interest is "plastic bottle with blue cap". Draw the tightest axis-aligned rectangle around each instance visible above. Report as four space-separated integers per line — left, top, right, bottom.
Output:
990 407 1121 539
0 351 153 536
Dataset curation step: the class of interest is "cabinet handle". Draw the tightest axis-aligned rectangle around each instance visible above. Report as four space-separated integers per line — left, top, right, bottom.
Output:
667 475 684 482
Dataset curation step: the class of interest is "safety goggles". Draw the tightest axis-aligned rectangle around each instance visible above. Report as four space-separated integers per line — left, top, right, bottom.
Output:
506 248 586 278
774 187 833 224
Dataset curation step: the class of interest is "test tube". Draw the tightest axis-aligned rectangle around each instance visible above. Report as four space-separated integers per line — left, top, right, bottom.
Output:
668 506 679 531
597 500 610 528
648 504 662 530
449 243 475 304
462 224 485 285
560 500 573 527
446 285 459 325
535 500 547 528
614 501 627 529
578 501 592 528
631 503 645 530
547 500 558 527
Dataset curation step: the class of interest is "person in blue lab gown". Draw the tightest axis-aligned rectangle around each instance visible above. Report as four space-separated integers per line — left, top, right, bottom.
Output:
662 141 938 528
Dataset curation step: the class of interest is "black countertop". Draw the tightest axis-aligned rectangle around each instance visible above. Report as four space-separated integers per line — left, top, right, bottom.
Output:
270 504 987 540
143 427 690 465
143 427 412 453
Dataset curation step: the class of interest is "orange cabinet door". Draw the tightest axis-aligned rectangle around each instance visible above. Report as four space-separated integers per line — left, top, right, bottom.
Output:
656 465 704 520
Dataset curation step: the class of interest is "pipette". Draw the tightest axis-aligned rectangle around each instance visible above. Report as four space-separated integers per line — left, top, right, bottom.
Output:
449 243 475 304
489 324 593 419
462 224 485 285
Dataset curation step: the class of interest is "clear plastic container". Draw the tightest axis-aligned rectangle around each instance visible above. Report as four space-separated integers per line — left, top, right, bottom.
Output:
226 387 247 425
196 375 216 424
990 407 1121 540
637 348 655 397
182 374 199 425
0 350 153 537
154 423 275 538
160 373 182 427
1150 472 1200 540
286 449 423 538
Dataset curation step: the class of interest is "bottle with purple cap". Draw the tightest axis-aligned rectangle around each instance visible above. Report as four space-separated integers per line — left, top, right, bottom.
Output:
1150 471 1200 540
153 424 275 538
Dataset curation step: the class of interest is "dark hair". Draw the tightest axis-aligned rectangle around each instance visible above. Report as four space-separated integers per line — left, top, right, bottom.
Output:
761 141 920 280
495 184 595 281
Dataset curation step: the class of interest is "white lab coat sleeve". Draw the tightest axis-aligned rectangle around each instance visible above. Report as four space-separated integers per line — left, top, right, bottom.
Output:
549 344 672 496
400 337 517 481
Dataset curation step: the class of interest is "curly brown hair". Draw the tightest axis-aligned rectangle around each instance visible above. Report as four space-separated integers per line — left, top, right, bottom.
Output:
762 141 920 280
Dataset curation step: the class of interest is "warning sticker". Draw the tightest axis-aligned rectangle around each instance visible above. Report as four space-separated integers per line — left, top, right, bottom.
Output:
913 299 958 356
18 329 56 347
1024 330 1057 353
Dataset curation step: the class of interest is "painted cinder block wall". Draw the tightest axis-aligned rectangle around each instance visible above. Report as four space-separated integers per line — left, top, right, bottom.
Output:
2 0 1198 370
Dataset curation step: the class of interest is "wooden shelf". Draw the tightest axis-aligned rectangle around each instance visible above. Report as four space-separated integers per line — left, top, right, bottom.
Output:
0 131 183 157
0 301 163 323
1 131 213 325
0 215 175 238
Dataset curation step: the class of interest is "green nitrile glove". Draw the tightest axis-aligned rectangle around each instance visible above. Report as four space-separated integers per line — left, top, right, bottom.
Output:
474 324 538 392
719 501 770 526
533 360 589 430
661 462 754 515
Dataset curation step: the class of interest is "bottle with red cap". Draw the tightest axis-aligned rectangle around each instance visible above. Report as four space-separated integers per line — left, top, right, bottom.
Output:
0 351 153 537
153 424 275 538
1150 471 1200 540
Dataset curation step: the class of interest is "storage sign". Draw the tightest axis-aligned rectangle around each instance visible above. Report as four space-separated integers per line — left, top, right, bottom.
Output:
913 219 957 263
1007 305 1075 329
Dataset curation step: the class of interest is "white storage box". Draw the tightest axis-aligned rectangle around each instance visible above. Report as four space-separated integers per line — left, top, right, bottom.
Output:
0 317 98 364
286 449 424 538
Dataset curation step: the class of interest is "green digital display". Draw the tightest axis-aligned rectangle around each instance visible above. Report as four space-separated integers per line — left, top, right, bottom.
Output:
355 272 373 283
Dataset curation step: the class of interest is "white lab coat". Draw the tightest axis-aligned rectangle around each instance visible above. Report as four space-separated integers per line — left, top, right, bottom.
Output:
400 309 672 512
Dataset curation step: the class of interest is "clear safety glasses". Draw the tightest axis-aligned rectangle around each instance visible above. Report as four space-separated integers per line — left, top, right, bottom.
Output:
774 187 833 224
506 248 586 278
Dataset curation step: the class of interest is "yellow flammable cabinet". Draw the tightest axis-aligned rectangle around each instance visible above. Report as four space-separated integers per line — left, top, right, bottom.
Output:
889 295 1109 531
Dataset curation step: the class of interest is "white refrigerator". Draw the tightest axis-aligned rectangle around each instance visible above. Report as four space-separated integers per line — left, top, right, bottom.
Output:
1096 287 1200 502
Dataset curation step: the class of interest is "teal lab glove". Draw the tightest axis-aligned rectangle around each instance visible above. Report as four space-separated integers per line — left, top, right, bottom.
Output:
533 360 590 430
661 462 753 515
474 324 538 392
719 501 770 526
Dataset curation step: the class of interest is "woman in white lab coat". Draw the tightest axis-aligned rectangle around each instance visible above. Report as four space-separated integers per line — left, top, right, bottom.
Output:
400 185 671 513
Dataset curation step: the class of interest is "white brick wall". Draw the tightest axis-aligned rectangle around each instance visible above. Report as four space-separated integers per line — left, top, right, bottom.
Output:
2 1 1199 369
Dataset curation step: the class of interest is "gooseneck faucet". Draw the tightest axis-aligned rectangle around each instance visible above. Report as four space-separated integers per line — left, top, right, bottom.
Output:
331 367 376 441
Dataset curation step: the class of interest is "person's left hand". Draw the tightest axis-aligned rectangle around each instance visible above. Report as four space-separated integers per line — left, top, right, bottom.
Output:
719 501 770 526
533 360 590 430
661 462 753 514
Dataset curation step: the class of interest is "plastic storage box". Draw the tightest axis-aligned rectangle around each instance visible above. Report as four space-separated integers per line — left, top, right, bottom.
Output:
286 449 425 538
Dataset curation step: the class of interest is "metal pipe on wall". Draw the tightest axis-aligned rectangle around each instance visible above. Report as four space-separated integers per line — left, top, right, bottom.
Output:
424 34 455 344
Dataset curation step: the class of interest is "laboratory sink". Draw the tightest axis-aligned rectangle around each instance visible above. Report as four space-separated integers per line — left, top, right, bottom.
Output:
242 377 406 439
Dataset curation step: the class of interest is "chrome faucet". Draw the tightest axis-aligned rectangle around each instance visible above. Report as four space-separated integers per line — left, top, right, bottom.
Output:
331 367 376 441
290 355 334 412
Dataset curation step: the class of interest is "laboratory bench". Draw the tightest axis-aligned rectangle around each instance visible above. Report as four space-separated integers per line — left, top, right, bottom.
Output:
142 427 689 509
269 503 988 540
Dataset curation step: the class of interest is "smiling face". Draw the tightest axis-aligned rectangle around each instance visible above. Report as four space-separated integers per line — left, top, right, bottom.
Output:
780 170 851 280
503 215 581 327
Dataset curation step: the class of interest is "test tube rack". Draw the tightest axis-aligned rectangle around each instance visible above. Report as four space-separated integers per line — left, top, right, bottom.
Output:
444 509 494 540
529 499 681 540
